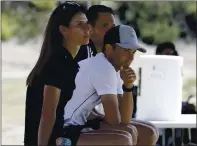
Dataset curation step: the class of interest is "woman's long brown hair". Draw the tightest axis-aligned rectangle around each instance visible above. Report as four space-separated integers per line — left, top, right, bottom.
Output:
26 2 86 86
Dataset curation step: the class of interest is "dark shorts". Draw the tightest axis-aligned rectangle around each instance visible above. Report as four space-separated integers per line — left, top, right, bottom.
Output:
57 126 83 146
56 119 102 146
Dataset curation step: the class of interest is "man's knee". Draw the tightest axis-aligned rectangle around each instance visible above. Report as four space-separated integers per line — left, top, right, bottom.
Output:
131 119 159 137
130 121 159 144
127 125 138 145
90 129 132 138
77 132 133 145
100 123 138 145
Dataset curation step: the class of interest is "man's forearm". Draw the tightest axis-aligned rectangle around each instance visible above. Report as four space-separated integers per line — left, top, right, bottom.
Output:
38 116 56 145
119 91 133 124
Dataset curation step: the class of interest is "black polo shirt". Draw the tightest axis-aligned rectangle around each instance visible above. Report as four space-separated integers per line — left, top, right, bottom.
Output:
24 44 96 145
76 40 97 60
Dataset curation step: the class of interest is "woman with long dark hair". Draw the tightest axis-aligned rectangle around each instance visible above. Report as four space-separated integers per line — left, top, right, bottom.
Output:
24 2 134 146
24 2 91 145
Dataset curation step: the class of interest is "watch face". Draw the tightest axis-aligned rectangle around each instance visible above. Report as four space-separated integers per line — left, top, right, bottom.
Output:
56 137 72 146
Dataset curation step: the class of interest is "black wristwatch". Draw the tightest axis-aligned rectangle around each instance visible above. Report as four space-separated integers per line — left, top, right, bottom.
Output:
122 84 134 92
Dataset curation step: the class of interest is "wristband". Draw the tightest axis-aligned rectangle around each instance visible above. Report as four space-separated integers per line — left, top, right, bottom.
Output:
122 84 134 92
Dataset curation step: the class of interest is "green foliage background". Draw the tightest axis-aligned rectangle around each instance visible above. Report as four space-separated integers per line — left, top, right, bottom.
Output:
1 1 196 44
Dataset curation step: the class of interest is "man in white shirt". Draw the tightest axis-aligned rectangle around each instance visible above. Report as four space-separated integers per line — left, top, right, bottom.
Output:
60 25 146 146
85 5 159 146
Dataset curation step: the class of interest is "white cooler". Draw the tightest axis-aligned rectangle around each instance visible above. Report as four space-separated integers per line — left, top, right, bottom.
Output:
136 55 183 121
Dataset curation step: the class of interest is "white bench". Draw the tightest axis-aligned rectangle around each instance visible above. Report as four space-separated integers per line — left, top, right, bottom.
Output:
149 114 196 145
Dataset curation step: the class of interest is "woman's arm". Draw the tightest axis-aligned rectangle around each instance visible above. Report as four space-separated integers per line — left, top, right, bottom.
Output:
38 85 61 145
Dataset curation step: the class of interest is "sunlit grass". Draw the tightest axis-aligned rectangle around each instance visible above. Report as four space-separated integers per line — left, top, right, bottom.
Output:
183 78 196 101
2 79 26 125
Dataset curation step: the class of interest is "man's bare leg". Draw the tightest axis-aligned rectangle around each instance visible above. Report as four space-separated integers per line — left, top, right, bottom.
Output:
99 123 138 145
77 131 133 145
130 119 159 146
87 129 132 137
57 130 133 146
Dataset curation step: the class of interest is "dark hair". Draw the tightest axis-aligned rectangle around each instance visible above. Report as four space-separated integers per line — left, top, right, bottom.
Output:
86 5 114 26
155 42 176 55
26 2 86 86
102 25 118 53
172 50 179 56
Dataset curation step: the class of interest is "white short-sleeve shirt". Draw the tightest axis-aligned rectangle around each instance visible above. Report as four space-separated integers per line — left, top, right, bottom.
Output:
64 53 123 126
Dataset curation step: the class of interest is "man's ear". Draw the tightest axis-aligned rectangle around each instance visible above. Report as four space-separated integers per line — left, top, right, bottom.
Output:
105 44 111 50
105 44 113 56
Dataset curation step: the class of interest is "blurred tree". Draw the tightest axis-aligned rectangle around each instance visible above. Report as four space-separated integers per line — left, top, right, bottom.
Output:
31 1 57 11
116 1 196 45
1 1 57 43
1 1 196 45
1 12 17 40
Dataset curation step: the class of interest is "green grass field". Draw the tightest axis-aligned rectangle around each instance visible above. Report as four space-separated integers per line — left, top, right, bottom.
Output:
2 78 26 145
2 78 26 125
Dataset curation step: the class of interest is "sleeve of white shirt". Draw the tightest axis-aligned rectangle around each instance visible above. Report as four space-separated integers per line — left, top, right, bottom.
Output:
117 72 124 95
90 67 118 96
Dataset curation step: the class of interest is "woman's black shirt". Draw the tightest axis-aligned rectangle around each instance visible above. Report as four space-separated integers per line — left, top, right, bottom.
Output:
24 44 96 145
